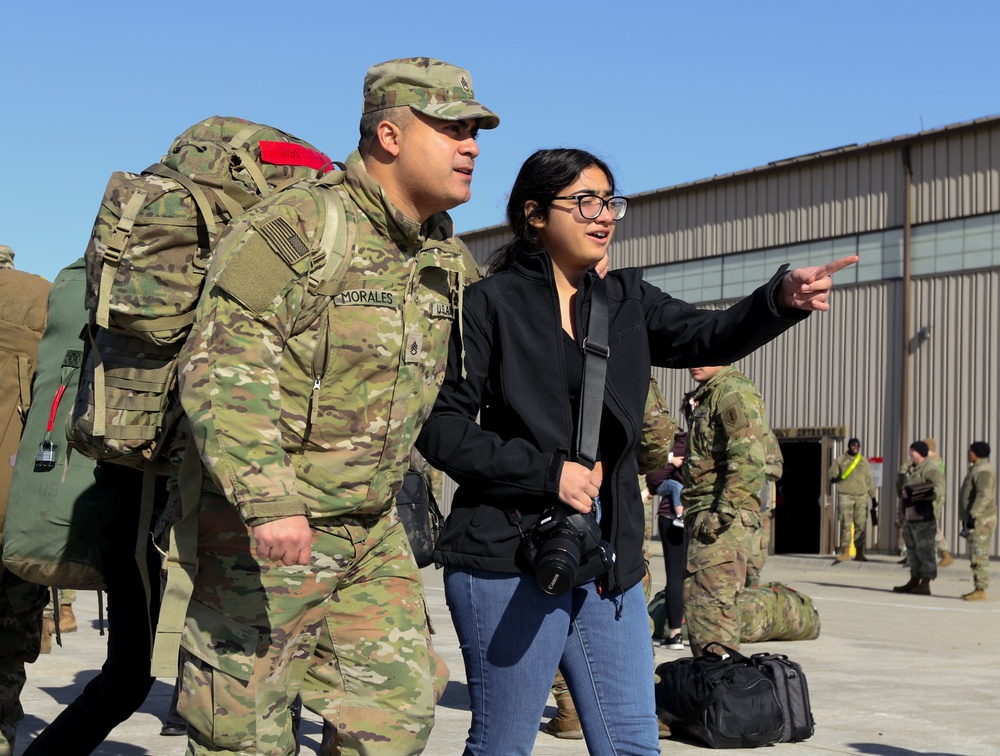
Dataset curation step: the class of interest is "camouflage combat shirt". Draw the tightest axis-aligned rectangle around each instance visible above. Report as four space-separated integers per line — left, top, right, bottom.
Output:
959 458 997 523
898 457 946 514
179 150 480 525
829 452 877 497
682 366 768 517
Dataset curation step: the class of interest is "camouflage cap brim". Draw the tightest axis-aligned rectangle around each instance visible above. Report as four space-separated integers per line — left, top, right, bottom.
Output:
416 100 500 130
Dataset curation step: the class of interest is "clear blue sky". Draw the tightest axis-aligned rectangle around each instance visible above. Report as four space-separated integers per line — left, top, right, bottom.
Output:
3 0 998 281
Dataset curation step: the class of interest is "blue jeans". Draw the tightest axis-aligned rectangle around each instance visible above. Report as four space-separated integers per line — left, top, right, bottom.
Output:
656 478 683 513
444 566 659 756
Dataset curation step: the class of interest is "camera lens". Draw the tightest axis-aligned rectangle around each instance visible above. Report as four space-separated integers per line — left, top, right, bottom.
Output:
534 533 583 595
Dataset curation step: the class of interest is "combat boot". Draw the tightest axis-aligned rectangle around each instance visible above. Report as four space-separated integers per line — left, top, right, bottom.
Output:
835 549 852 562
892 576 919 593
854 545 868 562
962 588 987 601
912 577 931 595
544 690 583 740
59 603 78 633
40 617 54 654
937 550 953 567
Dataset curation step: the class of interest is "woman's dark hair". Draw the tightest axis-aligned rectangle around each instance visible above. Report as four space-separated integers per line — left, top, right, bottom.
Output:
485 148 616 274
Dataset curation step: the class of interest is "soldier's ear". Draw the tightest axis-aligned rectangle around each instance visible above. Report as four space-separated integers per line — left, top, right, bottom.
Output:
375 119 404 158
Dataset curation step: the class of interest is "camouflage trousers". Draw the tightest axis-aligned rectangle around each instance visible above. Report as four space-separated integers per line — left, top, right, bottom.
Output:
178 492 441 756
43 588 76 619
968 516 997 590
0 568 47 751
683 509 759 657
932 499 949 555
837 493 868 551
746 509 771 587
903 519 937 579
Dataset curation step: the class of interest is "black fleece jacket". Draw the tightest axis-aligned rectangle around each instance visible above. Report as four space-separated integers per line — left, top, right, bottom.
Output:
417 252 806 593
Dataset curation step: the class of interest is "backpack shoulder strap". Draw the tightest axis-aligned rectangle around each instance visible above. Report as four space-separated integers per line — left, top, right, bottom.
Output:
150 432 202 677
308 171 354 299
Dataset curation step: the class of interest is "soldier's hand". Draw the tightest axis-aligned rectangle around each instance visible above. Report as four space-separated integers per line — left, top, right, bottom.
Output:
253 516 313 566
691 512 721 543
692 503 739 543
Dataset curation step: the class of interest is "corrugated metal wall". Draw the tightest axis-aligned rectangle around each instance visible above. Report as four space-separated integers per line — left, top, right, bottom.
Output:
912 126 1000 222
452 119 1000 557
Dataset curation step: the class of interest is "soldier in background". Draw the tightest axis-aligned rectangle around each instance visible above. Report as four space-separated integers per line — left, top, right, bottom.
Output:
682 365 768 657
0 245 50 756
746 427 782 585
894 440 945 595
830 437 877 562
958 442 996 601
923 438 953 567
174 58 499 756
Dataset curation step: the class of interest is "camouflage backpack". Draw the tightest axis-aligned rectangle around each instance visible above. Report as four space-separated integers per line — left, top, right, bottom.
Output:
67 116 338 466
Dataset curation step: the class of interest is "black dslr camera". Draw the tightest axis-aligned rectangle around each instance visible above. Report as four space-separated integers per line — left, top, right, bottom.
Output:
519 505 616 596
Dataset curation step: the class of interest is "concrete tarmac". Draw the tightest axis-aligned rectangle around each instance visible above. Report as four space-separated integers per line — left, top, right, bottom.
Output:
12 549 998 755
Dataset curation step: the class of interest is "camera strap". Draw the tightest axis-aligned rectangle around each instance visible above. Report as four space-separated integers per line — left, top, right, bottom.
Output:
575 277 609 468
504 277 609 532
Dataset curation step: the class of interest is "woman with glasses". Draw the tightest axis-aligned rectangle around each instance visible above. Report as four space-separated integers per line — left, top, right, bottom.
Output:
417 147 855 755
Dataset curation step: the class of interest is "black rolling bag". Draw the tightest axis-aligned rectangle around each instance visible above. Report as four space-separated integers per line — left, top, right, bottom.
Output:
749 653 815 742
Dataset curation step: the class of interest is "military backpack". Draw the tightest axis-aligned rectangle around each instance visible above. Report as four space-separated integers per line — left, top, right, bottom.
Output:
67 116 338 467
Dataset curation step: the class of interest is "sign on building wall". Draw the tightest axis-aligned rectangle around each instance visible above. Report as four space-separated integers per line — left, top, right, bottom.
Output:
772 426 848 439
869 456 884 489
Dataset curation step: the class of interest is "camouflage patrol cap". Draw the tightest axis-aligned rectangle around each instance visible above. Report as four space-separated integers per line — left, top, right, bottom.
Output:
0 244 14 270
363 57 500 130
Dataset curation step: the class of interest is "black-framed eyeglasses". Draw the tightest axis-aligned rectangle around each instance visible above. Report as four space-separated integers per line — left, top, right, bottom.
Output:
551 194 629 220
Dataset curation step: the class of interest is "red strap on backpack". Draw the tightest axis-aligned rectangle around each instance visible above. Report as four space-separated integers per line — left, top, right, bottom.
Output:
258 141 334 173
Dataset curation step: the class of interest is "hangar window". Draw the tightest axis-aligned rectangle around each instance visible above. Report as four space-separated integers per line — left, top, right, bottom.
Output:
642 212 999 305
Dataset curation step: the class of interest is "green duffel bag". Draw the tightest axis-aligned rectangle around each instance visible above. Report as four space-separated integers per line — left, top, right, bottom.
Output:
648 588 668 640
2 259 116 589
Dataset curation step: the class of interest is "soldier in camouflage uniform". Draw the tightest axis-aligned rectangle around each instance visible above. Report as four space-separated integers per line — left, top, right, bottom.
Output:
0 246 50 756
174 58 499 756
746 427 781 586
958 442 996 600
681 365 767 657
830 437 877 562
893 440 945 595
924 438 953 566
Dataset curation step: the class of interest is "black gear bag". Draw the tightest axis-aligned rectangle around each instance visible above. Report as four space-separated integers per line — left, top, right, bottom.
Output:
655 643 784 748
